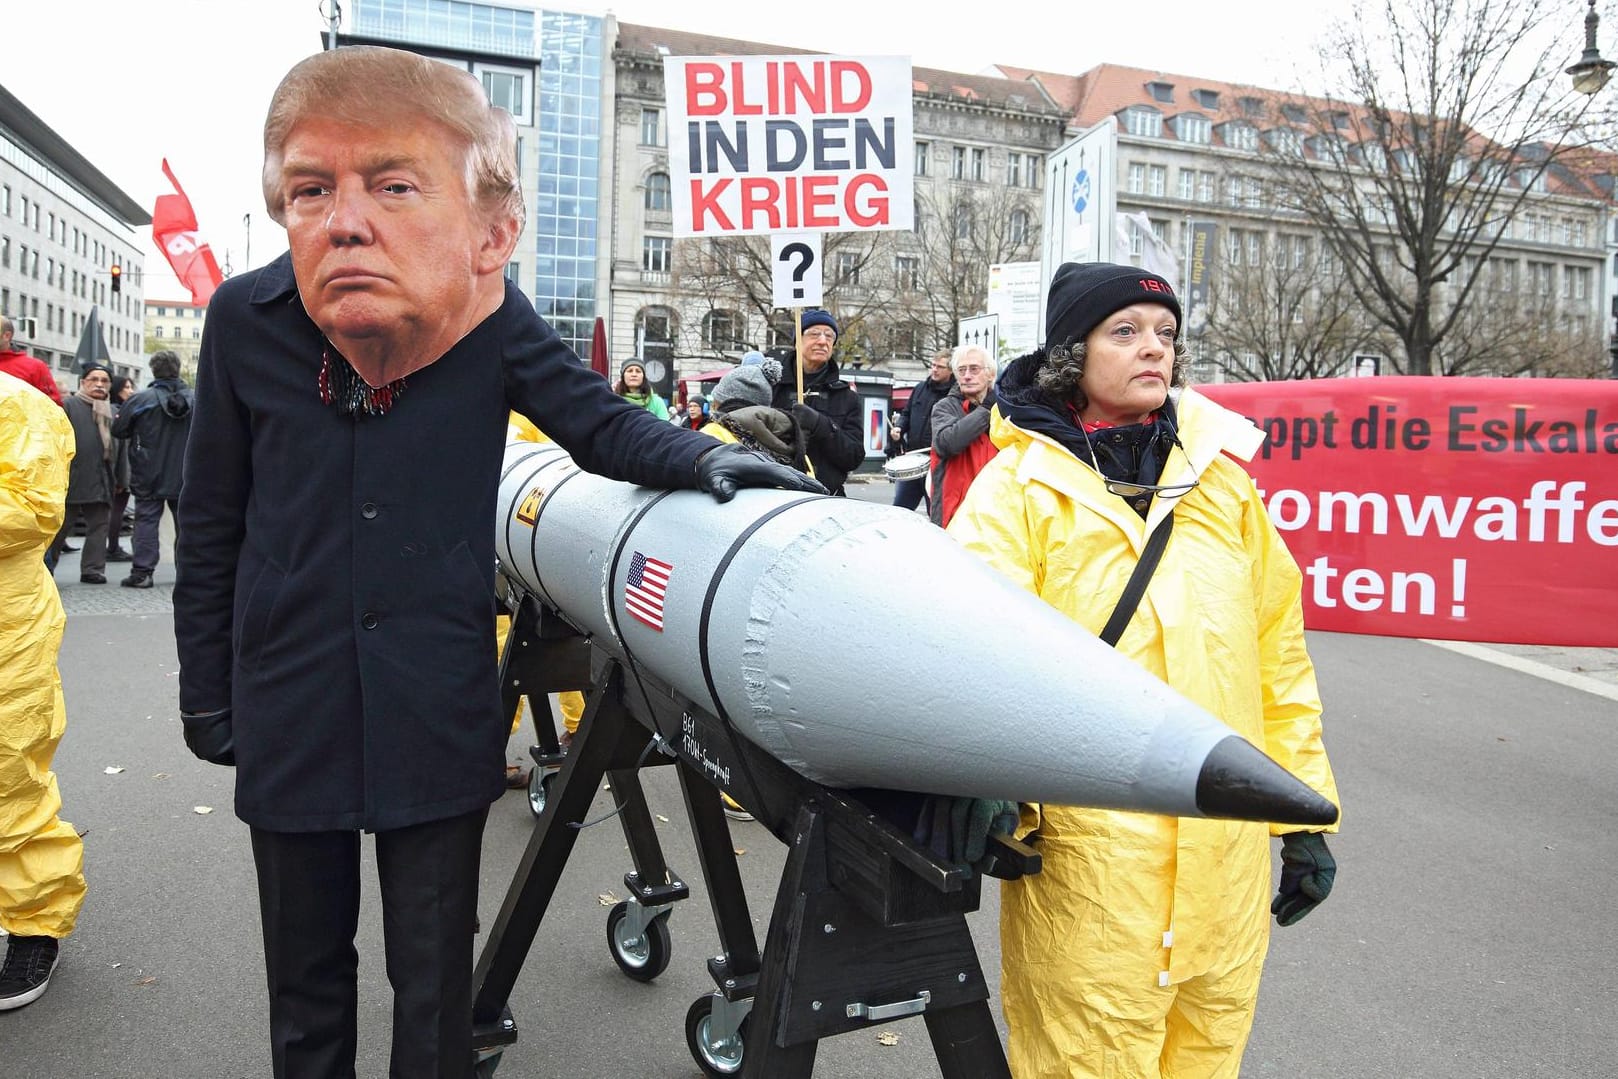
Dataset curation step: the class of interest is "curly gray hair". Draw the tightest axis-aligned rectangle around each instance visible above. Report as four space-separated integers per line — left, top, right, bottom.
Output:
1035 338 1192 412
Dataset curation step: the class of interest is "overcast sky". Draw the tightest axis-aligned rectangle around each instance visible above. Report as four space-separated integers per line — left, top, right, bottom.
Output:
2 0 1382 300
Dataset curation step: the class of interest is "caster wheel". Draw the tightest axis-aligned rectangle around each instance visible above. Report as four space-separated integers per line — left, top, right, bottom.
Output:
527 767 554 819
605 901 672 981
685 993 749 1077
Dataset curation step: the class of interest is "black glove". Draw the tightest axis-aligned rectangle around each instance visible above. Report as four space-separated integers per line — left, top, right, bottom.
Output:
181 708 236 766
1273 831 1335 926
913 795 1020 870
694 443 827 503
789 402 824 437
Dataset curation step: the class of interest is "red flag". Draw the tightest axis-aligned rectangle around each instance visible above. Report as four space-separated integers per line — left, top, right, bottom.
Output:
152 159 224 306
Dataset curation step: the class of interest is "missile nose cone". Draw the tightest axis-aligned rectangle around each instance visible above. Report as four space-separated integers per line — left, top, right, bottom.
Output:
1195 736 1340 826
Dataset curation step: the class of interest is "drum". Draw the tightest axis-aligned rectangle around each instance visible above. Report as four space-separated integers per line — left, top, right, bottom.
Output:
883 449 931 481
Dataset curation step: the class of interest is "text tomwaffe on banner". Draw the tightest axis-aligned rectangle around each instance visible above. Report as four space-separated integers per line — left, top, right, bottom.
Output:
1199 377 1618 647
152 159 224 306
663 55 914 237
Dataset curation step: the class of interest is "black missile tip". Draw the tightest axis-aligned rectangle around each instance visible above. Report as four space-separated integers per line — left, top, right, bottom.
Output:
1195 736 1340 826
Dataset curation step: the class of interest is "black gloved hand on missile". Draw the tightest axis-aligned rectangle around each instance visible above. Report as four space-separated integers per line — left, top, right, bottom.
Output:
695 443 827 504
1273 830 1336 925
181 707 236 766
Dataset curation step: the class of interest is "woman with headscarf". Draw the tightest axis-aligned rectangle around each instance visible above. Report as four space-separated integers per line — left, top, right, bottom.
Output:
948 262 1340 1079
613 359 669 419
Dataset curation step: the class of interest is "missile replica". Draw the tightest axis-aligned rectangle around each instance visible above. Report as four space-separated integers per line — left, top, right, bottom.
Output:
496 442 1337 827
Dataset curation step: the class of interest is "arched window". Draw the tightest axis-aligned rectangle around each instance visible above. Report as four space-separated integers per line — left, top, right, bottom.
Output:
703 309 743 350
645 172 671 212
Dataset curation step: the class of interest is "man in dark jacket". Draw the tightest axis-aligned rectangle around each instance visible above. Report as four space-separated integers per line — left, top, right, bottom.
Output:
887 349 955 512
49 366 114 582
770 308 866 495
173 47 819 1079
110 351 192 588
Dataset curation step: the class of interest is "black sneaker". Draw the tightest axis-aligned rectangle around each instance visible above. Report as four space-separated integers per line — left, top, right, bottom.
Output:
80 572 107 584
107 549 133 562
0 935 60 1011
121 573 153 589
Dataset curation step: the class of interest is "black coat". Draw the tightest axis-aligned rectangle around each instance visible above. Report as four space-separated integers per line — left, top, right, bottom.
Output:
770 357 865 494
61 395 114 505
174 254 721 832
111 378 193 500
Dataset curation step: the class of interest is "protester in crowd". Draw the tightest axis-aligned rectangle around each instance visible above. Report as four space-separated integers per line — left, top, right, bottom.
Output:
49 367 115 583
111 351 193 589
888 349 954 513
678 394 708 430
947 261 1341 1078
769 311 864 495
927 344 999 528
106 375 135 563
613 359 669 419
172 46 820 1079
0 371 86 1011
703 357 812 475
0 316 63 406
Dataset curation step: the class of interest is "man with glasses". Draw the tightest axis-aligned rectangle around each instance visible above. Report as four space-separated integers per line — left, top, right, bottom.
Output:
927 344 999 527
49 366 116 583
888 349 954 513
771 309 865 495
946 262 1339 1078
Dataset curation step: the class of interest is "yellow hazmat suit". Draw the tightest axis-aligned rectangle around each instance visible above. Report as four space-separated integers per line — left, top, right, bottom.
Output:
501 413 584 735
948 388 1338 1079
0 375 86 939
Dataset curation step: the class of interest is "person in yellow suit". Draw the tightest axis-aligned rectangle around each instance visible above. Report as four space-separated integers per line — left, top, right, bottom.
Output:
499 413 584 764
0 372 87 1010
948 263 1340 1079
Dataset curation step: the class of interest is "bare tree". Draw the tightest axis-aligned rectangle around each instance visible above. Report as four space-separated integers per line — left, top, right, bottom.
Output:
1199 235 1385 380
1264 0 1609 375
670 179 1040 370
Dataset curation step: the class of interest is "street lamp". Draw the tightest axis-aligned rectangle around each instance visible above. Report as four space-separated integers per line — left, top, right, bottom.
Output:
1567 0 1616 95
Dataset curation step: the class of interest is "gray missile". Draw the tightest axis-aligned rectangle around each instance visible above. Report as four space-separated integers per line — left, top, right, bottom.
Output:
496 442 1337 827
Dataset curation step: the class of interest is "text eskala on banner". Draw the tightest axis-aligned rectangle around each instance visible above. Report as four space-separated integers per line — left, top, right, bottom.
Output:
664 54 914 238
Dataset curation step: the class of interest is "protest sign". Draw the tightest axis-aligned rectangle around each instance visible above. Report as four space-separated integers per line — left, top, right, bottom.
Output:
1200 378 1618 646
664 55 914 237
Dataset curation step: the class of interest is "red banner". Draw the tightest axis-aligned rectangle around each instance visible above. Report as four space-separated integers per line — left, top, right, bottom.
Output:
152 159 223 306
1199 377 1618 646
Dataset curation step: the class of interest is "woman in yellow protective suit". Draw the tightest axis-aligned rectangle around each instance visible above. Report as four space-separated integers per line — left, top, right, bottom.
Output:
499 414 583 764
0 374 87 1010
948 263 1340 1079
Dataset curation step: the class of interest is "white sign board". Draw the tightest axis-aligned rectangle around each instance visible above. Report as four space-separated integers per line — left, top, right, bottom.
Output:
1039 118 1117 335
986 261 1042 355
663 55 915 237
771 233 824 306
957 314 1000 358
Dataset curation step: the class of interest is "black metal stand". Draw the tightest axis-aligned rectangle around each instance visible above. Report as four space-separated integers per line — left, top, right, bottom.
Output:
472 591 1037 1077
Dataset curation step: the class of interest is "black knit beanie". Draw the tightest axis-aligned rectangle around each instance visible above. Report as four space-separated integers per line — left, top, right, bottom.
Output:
1044 262 1181 349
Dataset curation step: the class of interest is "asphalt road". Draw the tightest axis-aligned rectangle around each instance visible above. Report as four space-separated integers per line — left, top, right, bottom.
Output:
8 496 1616 1077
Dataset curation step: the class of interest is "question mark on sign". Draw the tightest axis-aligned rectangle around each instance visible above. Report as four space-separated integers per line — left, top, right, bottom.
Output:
780 242 814 300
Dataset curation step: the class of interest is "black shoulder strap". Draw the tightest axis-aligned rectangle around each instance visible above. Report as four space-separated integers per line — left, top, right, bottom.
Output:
1099 513 1174 647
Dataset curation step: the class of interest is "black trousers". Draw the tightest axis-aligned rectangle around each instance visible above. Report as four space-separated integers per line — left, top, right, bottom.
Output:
249 807 488 1079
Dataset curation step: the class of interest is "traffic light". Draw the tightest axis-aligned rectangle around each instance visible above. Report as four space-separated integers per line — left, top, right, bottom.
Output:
110 264 122 294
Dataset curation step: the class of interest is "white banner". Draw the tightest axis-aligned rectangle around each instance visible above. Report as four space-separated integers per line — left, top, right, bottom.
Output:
987 261 1042 355
770 233 824 306
664 54 915 237
1039 119 1116 335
